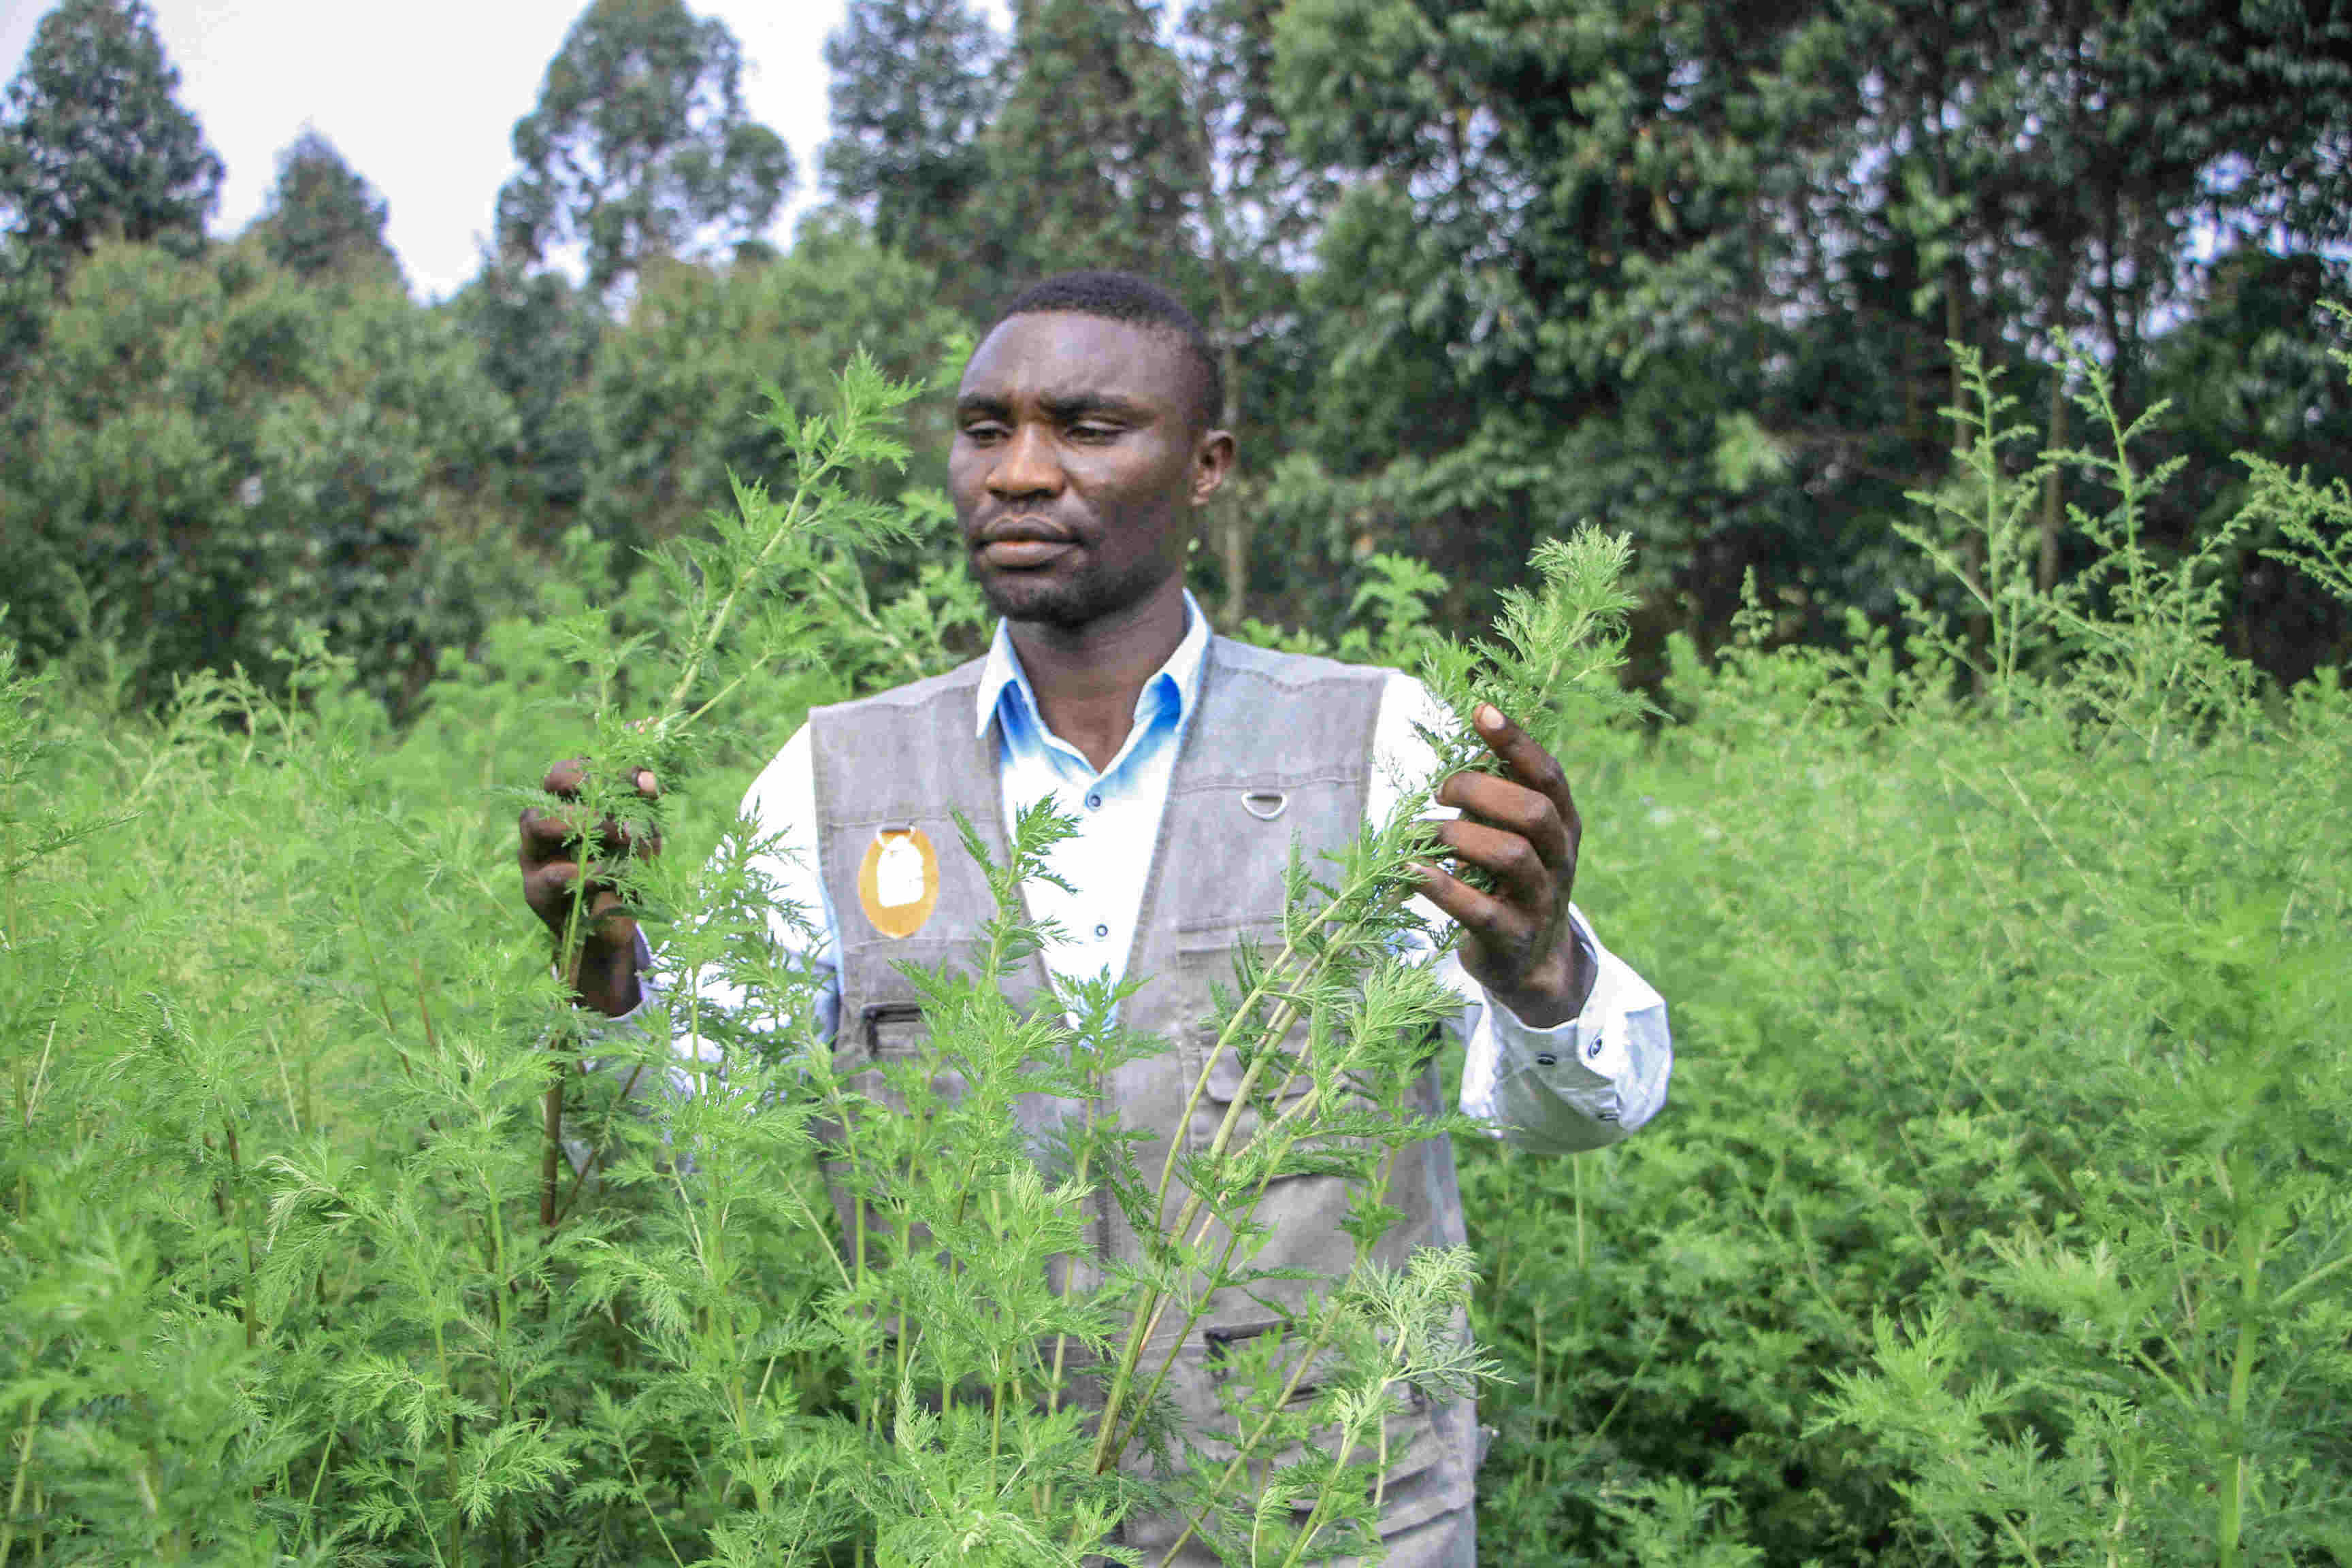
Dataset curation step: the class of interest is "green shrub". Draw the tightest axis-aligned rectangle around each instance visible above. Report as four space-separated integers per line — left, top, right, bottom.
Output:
1465 346 2352 1566
0 333 2347 1565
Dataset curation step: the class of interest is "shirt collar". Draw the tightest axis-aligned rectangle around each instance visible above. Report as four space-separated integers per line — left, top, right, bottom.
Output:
974 590 1213 740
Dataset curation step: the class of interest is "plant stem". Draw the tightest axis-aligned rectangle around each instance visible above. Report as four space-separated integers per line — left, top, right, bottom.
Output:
659 451 845 723
1 1391 43 1563
1094 879 1398 1475
430 1320 461 1567
223 1115 255 1348
1150 1305 1345 1566
540 1060 568 1232
617 1438 689 1568
2217 1175 2266 1568
297 1430 335 1551
1275 1381 1396 1568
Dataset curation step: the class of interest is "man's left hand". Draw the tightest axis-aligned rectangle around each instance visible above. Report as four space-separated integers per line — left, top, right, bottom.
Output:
1414 704 1596 1030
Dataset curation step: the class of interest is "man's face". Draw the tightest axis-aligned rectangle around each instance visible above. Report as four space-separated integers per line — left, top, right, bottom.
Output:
949 311 1230 630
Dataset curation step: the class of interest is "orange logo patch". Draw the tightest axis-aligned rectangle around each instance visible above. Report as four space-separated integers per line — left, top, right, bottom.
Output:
857 826 938 938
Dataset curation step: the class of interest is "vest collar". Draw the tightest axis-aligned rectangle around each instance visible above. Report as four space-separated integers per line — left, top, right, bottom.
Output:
972 589 1213 741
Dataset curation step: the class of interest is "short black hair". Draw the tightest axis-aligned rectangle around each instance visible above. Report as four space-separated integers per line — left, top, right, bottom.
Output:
990 270 1226 429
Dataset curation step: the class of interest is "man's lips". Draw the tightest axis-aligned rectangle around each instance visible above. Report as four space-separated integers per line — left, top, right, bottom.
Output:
975 518 1077 570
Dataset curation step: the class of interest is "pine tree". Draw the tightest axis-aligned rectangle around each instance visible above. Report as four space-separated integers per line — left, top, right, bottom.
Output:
0 0 221 282
251 128 397 285
980 0 1203 293
819 0 1004 292
495 0 794 295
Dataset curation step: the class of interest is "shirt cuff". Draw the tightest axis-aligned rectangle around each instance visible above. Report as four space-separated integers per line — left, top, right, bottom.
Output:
1484 909 1610 1064
1467 899 1673 1152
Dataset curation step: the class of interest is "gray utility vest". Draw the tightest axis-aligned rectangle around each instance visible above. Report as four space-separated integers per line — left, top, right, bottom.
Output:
807 637 1478 1567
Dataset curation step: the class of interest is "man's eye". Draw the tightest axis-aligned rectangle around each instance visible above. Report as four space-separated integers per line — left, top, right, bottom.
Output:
961 423 1007 443
1069 423 1122 442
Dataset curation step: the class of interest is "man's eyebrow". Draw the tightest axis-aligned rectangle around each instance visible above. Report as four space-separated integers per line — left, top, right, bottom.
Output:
954 389 1158 422
1038 392 1154 421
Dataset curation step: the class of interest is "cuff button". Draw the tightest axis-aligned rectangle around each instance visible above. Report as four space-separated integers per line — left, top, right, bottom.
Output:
1587 1037 1604 1058
1534 1052 1557 1067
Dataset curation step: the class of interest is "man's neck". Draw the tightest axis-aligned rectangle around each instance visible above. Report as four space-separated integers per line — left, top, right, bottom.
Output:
1008 578 1190 774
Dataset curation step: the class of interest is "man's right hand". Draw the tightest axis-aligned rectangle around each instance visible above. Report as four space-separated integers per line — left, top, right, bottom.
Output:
519 759 662 1017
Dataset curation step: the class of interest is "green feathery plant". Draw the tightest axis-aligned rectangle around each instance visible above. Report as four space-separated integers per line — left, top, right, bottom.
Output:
570 529 1642 1559
520 361 1645 1558
12 314 2345 1564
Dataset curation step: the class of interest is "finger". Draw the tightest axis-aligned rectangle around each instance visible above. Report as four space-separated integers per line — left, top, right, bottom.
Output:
519 805 581 858
1412 860 1537 950
591 812 662 862
1431 819 1554 911
520 804 636 864
546 757 659 802
523 774 662 853
1469 705 1580 840
527 860 639 926
602 764 664 853
1438 769 1571 870
524 859 588 919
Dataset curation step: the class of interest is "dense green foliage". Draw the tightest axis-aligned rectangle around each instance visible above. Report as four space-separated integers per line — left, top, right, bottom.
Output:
493 0 797 296
253 131 399 289
820 0 1004 305
8 0 2351 708
0 239 526 713
2 334 2349 1561
0 0 219 283
1463 354 2352 1566
4 2 2351 1556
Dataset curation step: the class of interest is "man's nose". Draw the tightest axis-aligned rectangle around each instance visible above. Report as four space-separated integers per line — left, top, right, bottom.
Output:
987 422 1064 500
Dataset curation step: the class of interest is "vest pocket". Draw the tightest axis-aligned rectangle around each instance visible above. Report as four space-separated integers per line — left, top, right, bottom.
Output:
840 999 973 1113
1174 917 1318 1117
858 1000 926 1060
1162 1324 1471 1541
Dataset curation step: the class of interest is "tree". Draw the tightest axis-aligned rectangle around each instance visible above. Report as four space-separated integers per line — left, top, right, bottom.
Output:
1243 0 2352 688
1264 0 1817 646
0 0 221 282
981 0 1203 291
495 0 795 295
583 217 966 553
1160 0 1341 623
2119 0 2352 254
251 128 397 286
2143 250 2352 684
452 259 604 542
820 0 1004 291
0 239 526 713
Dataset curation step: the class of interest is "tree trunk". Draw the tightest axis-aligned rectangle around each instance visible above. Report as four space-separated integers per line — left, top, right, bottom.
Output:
2042 235 2077 593
2040 352 2070 592
1929 39 1989 691
2117 180 2136 411
1177 33 1252 625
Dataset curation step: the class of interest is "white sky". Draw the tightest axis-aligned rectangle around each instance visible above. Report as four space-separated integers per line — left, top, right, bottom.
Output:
0 0 937 302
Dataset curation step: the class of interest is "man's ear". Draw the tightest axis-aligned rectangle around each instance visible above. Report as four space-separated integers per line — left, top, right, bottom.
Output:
1191 428 1236 505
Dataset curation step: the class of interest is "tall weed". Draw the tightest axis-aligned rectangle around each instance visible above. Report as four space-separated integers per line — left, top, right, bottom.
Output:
0 357 1654 1562
2 325 2346 1565
1465 344 2352 1565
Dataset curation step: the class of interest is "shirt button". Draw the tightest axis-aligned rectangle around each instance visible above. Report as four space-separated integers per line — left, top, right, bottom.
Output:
1094 924 1110 939
1085 792 1103 810
1535 1052 1557 1067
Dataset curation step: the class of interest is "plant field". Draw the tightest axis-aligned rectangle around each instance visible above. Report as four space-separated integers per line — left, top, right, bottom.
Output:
2 356 2349 1565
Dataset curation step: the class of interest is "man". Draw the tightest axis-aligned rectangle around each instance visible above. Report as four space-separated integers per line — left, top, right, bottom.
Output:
520 270 1670 1563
